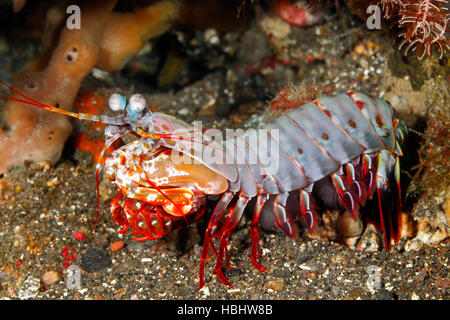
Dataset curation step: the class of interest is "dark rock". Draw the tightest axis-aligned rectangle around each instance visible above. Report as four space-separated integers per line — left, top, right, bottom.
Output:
94 233 110 247
373 289 396 300
414 269 428 283
331 286 341 297
80 248 112 273
348 287 367 299
273 268 291 278
225 268 242 278
296 255 313 265
127 241 146 252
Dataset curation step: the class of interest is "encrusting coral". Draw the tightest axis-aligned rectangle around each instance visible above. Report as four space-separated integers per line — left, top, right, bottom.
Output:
0 0 181 176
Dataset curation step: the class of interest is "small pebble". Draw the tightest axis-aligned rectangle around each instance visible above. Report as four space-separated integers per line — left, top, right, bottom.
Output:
111 241 125 252
273 268 291 278
348 287 366 299
73 232 86 241
128 241 145 252
80 248 112 272
18 276 40 300
265 279 285 291
94 233 110 247
42 271 59 287
296 255 312 264
336 212 363 238
435 279 450 288
414 269 428 283
178 108 189 116
331 286 341 297
373 289 395 300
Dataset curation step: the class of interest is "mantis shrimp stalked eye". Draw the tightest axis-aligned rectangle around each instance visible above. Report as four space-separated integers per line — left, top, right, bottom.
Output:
108 93 127 111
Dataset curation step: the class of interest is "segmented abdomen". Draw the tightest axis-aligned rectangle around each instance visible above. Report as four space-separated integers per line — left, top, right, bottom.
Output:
226 91 405 197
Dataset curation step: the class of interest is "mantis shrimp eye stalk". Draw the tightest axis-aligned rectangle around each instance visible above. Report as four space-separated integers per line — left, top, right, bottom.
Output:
127 93 149 120
108 93 127 111
128 94 146 112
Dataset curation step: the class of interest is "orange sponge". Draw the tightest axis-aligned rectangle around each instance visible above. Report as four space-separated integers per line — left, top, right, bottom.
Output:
97 0 181 72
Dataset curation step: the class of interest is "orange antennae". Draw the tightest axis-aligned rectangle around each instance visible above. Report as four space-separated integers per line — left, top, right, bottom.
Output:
0 95 86 119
